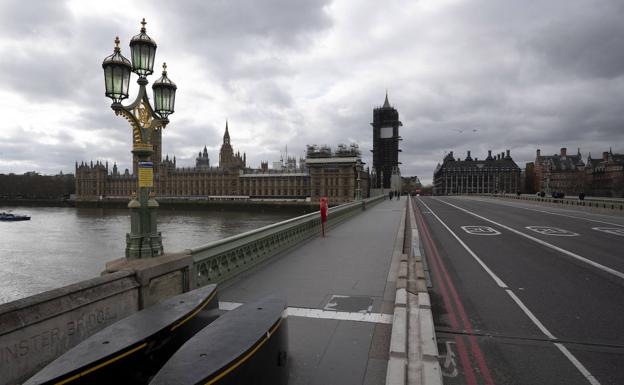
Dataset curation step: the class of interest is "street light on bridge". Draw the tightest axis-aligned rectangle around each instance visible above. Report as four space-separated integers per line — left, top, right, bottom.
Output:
102 18 177 259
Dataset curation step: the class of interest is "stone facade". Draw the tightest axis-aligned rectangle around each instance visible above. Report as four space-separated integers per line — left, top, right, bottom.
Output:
530 148 585 195
306 144 369 204
584 150 624 198
76 123 369 203
76 123 249 199
523 147 624 197
433 150 521 195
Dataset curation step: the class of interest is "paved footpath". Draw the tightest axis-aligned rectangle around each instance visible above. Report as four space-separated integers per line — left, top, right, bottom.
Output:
219 198 406 385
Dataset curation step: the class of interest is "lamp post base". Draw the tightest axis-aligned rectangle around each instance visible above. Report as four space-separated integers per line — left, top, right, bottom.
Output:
124 189 164 260
125 233 163 259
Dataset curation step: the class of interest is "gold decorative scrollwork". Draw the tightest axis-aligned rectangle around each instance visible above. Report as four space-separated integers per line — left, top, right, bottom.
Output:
134 101 153 129
116 109 143 144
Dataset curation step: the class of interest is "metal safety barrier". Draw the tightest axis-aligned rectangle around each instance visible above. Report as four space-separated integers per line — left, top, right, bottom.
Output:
492 193 624 212
189 195 385 287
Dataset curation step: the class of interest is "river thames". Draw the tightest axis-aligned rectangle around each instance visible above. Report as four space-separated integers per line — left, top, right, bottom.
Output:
0 206 296 304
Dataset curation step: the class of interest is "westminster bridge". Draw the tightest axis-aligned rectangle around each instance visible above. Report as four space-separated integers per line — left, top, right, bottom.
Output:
4 193 624 385
1 195 439 385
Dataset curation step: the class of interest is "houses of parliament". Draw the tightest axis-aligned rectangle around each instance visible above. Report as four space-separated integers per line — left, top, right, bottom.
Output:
75 121 370 204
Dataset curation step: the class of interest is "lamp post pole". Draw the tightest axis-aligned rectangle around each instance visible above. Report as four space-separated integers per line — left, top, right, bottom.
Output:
102 19 177 259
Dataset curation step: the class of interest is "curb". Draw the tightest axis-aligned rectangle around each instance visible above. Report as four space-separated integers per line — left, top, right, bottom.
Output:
386 197 442 385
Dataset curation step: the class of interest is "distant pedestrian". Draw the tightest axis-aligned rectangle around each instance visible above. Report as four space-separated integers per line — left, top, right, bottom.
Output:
389 190 394 200
397 191 400 200
320 197 328 237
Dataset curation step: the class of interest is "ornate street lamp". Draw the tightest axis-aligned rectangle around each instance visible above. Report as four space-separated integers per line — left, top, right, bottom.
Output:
152 63 177 118
102 19 177 259
102 37 131 104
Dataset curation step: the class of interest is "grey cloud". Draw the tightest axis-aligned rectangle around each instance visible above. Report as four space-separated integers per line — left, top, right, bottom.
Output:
154 0 332 82
526 3 624 79
2 0 624 185
160 0 331 47
0 0 70 37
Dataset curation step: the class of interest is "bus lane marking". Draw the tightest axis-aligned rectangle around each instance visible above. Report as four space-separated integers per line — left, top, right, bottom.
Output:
592 227 624 237
525 226 579 236
420 198 602 385
435 198 624 281
461 226 501 235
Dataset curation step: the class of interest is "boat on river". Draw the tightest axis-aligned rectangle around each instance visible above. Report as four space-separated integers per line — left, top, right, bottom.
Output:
0 212 30 221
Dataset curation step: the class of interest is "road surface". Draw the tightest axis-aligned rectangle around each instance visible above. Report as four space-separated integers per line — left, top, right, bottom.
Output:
413 196 624 385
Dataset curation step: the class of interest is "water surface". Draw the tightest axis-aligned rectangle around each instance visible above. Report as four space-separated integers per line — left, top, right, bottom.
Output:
0 206 294 304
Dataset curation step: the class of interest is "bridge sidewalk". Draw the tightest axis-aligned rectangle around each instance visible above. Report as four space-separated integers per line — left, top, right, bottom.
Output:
220 198 405 385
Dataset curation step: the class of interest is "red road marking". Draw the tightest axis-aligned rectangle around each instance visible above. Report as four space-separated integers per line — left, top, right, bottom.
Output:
414 200 478 385
414 198 495 385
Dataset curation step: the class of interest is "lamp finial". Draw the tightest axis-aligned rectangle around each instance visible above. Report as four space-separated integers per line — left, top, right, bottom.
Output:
114 36 120 52
140 18 147 33
162 62 167 75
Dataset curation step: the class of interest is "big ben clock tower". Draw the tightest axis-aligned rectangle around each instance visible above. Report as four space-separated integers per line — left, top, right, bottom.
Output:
372 92 402 188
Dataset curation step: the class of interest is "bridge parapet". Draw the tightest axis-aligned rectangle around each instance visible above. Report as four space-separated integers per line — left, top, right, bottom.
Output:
190 195 385 287
485 193 624 215
1 195 384 384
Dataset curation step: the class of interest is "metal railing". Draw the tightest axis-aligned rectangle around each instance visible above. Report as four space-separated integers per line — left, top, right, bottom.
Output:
189 195 385 287
493 193 624 211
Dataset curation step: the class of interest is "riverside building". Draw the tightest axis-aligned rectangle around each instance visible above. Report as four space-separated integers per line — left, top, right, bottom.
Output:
433 150 521 195
75 122 369 203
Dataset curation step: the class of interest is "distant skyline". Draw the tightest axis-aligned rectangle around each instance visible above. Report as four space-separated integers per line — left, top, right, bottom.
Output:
1 0 624 185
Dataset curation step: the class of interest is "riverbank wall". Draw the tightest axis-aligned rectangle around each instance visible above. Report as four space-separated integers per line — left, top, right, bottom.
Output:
0 198 318 213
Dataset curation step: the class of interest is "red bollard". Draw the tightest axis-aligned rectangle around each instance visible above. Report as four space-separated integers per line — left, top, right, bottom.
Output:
320 197 328 237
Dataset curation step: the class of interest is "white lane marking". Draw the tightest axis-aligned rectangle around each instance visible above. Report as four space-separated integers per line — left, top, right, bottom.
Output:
219 301 242 311
435 198 624 281
525 226 579 237
592 227 624 237
505 289 556 340
461 226 501 235
555 343 601 385
417 198 602 385
287 307 393 324
460 196 624 228
219 302 392 324
418 200 508 289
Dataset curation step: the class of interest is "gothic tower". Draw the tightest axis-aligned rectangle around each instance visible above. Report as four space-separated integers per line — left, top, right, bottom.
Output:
372 92 402 188
219 120 234 168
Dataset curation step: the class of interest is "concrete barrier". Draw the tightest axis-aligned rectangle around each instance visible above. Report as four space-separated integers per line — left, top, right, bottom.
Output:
1 252 198 385
0 272 139 385
406 197 442 385
386 201 408 385
105 252 194 309
385 197 442 385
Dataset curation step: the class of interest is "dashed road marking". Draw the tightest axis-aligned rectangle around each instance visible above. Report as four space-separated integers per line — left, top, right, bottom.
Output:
525 226 579 236
461 226 501 235
592 227 624 236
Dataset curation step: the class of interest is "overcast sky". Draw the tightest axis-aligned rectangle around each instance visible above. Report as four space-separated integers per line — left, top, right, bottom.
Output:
1 0 623 184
